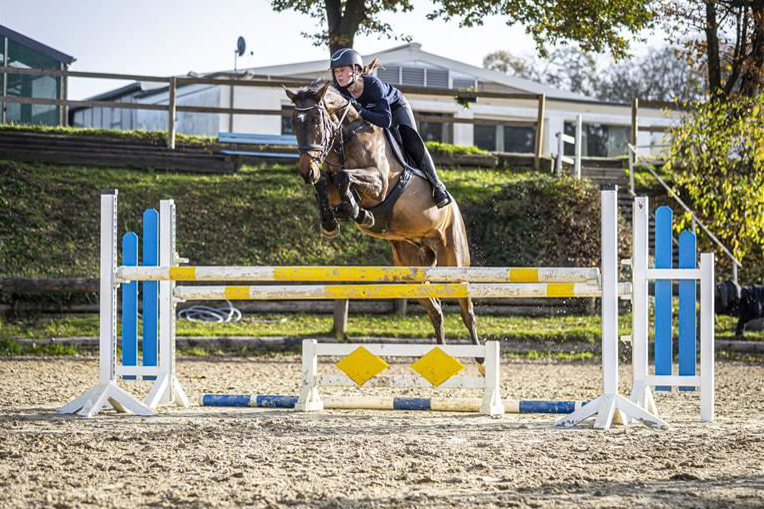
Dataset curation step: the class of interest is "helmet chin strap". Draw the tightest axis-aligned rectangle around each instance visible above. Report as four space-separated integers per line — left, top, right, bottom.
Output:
337 70 360 92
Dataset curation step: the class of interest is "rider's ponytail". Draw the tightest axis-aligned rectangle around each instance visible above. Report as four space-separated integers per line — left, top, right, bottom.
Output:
361 58 384 76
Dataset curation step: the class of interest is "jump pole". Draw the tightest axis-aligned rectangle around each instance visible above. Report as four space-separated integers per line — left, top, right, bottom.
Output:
200 394 587 414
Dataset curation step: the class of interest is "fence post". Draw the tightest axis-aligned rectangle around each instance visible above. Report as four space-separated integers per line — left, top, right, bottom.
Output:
59 63 68 127
555 132 563 177
574 114 582 179
333 299 349 340
2 37 8 124
167 77 176 149
534 93 545 171
629 99 639 195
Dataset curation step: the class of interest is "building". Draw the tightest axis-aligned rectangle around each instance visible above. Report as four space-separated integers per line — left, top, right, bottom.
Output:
0 24 75 126
72 43 676 157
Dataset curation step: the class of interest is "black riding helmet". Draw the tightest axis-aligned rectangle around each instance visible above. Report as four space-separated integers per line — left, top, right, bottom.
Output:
330 48 363 89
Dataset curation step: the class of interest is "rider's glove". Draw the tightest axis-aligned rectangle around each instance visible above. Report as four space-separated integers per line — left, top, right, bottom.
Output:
349 98 363 113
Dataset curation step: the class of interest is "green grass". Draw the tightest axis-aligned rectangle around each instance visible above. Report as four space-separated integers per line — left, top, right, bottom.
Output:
0 311 602 343
0 124 215 148
0 159 553 279
2 311 758 356
425 141 490 157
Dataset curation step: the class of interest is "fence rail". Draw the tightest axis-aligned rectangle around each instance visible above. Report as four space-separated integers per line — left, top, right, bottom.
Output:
0 65 685 168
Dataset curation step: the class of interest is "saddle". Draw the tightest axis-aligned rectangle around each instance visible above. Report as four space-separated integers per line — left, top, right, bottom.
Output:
360 129 427 235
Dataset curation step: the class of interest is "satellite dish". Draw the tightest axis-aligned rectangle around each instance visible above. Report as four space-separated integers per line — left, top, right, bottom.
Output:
237 37 246 57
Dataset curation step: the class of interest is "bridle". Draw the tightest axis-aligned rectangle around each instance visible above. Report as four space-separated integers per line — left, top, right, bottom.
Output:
294 99 353 168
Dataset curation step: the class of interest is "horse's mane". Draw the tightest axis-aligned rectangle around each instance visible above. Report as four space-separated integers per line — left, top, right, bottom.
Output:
294 79 346 108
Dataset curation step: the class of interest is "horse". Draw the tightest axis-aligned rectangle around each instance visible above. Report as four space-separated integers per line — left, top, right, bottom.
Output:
284 80 480 351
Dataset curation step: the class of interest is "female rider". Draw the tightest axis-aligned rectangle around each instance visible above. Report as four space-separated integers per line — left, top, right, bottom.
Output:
330 48 451 208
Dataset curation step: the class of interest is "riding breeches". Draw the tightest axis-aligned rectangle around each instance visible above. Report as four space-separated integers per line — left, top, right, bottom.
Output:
391 101 438 178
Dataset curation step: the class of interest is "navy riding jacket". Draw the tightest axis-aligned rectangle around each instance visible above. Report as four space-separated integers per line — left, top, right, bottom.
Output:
339 75 405 129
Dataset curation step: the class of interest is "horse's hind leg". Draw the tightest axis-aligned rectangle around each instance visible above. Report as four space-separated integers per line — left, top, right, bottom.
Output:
390 240 445 344
457 297 479 347
436 209 484 367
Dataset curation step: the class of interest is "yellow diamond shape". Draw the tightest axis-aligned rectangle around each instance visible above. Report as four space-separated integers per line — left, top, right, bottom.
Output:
335 347 389 386
410 347 465 387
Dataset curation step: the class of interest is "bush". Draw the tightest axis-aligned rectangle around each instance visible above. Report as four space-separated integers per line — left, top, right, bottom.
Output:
665 95 764 282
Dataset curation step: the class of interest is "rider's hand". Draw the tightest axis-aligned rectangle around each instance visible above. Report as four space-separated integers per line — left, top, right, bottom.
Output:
349 98 363 113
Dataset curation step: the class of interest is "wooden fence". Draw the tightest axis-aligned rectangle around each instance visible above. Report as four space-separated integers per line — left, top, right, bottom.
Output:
0 65 681 170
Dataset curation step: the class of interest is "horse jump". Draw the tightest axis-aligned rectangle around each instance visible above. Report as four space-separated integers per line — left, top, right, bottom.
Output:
59 187 715 429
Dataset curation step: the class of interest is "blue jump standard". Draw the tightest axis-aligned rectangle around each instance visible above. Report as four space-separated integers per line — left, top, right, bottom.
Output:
200 394 585 413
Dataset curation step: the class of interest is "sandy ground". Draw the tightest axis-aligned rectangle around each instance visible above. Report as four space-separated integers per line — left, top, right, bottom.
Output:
1 354 763 509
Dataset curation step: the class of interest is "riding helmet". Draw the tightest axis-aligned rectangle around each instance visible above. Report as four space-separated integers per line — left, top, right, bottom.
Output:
330 48 364 71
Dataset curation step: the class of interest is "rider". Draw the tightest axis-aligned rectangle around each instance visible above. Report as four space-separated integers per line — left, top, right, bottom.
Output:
329 48 452 208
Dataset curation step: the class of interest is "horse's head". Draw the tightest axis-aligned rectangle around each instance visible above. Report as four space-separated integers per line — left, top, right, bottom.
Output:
284 80 345 185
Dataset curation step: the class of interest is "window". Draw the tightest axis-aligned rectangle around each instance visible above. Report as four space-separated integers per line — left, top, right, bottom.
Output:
5 39 60 125
564 122 630 157
416 112 452 143
281 105 294 135
474 124 497 151
426 69 448 88
473 124 536 153
377 66 400 84
504 126 536 153
453 78 476 90
402 67 425 86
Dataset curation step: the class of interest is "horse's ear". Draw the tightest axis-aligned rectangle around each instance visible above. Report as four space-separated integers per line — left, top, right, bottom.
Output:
315 81 331 102
283 85 297 102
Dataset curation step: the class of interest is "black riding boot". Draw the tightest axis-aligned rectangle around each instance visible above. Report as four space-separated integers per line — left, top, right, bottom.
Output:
419 149 452 208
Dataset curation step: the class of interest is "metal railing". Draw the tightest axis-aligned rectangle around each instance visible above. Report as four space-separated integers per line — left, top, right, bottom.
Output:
628 143 741 283
554 114 582 178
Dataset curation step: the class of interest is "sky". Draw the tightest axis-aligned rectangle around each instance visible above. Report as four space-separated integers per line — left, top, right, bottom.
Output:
1 0 651 100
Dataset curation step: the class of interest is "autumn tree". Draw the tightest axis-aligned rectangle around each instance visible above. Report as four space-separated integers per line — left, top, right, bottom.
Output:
270 0 657 58
660 1 764 98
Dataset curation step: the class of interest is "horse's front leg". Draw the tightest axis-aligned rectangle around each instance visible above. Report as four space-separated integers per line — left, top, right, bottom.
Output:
333 168 385 228
314 173 339 237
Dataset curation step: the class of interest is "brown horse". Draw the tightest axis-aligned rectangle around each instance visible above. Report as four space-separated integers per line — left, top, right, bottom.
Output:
284 80 479 349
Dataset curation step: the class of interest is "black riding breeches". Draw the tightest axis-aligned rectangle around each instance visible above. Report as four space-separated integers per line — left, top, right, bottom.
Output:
392 101 428 168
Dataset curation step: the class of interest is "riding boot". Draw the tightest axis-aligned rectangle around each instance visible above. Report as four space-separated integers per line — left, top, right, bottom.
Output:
419 149 452 208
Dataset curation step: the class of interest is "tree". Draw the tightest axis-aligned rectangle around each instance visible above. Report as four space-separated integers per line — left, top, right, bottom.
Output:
596 46 706 103
484 45 705 103
660 1 764 98
270 0 657 58
270 0 414 56
665 94 764 280
483 47 599 98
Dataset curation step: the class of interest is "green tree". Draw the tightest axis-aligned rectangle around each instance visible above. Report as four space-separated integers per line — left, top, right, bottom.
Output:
271 0 657 58
665 95 764 280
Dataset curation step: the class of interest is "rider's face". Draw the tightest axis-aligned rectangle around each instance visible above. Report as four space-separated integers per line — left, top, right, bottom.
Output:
333 65 357 87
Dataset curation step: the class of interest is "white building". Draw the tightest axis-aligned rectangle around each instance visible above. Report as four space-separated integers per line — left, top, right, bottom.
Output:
71 42 676 158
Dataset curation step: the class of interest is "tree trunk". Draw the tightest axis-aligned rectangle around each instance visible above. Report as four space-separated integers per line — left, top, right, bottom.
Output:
326 0 366 56
705 1 723 95
740 6 764 96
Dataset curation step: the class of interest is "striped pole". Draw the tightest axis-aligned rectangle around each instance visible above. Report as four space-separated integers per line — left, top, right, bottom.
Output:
174 282 632 301
200 394 587 414
116 266 600 284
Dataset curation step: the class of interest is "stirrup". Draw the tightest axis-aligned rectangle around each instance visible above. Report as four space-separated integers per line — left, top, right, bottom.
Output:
433 186 452 208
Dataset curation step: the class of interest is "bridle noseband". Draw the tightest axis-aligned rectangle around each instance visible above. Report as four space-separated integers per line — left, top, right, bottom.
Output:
294 100 353 168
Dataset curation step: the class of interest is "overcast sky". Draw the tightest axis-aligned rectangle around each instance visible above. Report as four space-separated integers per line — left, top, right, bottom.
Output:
1 0 653 99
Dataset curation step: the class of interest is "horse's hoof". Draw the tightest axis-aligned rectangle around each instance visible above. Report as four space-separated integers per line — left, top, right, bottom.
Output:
321 223 340 237
477 361 486 377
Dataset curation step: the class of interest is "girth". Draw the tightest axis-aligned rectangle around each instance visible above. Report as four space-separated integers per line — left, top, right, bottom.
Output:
362 166 413 235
